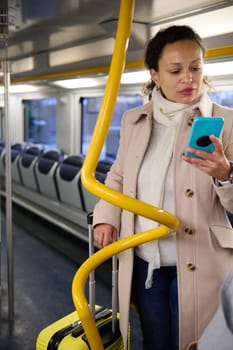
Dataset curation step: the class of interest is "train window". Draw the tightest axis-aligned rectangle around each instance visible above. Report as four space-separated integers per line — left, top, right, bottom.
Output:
23 98 57 147
81 94 143 160
208 90 233 108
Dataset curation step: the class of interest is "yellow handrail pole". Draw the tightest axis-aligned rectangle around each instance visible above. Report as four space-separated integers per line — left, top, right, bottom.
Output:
80 0 178 230
73 1 179 349
75 1 179 348
81 0 134 172
72 225 170 350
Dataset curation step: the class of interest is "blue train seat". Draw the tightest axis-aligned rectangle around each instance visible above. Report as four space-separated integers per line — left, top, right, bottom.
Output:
18 145 44 191
81 158 112 212
11 143 27 184
0 142 27 182
56 155 86 211
35 149 63 200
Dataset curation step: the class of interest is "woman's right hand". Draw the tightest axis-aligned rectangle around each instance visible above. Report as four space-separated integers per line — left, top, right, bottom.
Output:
93 224 117 248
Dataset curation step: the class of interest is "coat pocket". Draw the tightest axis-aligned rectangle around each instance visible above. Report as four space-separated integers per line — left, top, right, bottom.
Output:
210 225 233 249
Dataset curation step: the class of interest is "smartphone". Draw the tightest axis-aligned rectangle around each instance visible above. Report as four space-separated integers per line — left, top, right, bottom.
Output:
185 116 224 158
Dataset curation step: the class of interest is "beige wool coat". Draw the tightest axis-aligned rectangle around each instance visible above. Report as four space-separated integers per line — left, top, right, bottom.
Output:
93 93 233 350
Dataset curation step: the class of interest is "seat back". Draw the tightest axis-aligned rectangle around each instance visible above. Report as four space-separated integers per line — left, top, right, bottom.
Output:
11 143 27 184
18 145 44 191
35 149 63 200
56 155 85 210
81 158 113 212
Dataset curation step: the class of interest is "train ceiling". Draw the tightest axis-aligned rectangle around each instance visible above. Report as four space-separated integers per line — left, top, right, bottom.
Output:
0 0 233 81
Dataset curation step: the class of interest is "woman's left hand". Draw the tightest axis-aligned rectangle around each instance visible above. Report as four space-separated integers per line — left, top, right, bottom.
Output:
183 135 231 181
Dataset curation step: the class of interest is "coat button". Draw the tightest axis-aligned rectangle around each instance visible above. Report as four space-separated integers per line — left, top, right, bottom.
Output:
187 263 196 271
184 226 195 235
184 189 194 197
188 118 194 126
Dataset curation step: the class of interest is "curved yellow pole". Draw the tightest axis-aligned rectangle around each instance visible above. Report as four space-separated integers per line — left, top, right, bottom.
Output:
80 0 179 230
72 225 170 350
75 0 179 349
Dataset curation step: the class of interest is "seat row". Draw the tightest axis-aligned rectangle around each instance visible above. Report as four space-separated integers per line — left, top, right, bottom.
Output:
0 142 112 216
1 142 232 235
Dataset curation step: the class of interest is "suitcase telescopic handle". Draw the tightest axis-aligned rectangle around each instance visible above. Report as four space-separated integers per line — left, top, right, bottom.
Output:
87 212 93 226
87 212 119 333
87 212 95 317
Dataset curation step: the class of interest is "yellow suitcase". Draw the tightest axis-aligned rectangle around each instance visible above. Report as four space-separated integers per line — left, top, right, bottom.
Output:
36 213 127 350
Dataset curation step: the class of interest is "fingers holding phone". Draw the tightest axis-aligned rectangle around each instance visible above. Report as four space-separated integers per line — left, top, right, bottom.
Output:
183 117 230 180
185 134 220 160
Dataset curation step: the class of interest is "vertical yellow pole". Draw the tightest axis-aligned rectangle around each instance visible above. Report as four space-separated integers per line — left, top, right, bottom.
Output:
82 0 135 177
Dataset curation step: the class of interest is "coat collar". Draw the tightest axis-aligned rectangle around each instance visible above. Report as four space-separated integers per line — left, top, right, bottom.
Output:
131 101 153 124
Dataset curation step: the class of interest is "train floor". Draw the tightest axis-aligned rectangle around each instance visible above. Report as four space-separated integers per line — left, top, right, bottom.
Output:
0 204 142 350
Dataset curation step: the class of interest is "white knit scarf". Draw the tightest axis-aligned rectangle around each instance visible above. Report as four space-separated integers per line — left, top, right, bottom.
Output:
135 88 199 288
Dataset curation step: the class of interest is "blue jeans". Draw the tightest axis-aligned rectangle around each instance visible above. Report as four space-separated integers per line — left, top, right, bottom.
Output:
132 256 179 350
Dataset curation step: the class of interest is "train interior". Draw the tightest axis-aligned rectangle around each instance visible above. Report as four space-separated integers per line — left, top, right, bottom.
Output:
0 0 233 349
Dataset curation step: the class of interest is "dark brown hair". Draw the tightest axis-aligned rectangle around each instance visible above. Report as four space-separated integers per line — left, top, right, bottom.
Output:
143 25 206 98
145 25 205 71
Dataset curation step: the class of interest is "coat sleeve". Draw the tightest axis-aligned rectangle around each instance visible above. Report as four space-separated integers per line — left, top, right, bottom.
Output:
213 106 233 213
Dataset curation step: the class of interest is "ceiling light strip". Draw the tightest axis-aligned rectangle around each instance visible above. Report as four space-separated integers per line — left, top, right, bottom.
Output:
149 0 233 26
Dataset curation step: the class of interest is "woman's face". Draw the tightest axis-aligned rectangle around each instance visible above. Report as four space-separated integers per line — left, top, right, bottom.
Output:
150 39 204 104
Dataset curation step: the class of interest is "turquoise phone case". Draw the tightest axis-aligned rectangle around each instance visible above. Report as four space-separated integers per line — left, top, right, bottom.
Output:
185 117 224 158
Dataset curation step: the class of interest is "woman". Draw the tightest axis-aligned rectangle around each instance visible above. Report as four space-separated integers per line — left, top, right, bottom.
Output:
93 25 233 350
